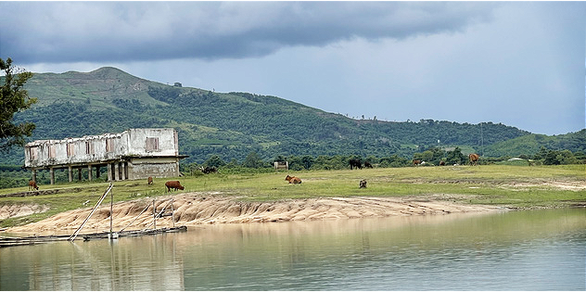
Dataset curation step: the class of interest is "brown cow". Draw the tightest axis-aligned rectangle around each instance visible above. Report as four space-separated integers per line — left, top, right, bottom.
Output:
28 180 39 191
285 175 302 184
147 176 153 185
165 180 184 192
413 159 422 166
469 153 480 166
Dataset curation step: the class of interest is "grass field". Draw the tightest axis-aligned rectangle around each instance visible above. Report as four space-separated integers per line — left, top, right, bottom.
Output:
1 164 584 228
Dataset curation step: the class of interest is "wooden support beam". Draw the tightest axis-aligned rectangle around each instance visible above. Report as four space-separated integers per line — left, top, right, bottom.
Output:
107 164 112 181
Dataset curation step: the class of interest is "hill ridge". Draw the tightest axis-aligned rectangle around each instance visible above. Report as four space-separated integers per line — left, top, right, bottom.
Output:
1 66 581 165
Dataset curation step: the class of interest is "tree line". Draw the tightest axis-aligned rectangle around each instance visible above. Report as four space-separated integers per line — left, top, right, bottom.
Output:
1 144 584 189
179 147 586 175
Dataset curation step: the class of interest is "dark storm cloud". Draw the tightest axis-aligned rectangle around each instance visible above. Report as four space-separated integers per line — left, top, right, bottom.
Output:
0 1 497 63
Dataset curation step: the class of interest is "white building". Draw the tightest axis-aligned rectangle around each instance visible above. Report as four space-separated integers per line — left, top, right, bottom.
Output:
24 128 186 184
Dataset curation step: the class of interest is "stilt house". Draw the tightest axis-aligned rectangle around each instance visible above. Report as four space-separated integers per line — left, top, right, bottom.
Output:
24 128 186 184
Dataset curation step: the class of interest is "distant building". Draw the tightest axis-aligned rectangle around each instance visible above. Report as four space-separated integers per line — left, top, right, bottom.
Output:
24 128 187 184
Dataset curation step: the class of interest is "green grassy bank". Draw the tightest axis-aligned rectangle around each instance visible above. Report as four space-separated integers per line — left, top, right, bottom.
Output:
1 164 584 228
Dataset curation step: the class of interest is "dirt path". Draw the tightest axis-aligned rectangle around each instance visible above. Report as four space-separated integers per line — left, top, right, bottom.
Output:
6 193 502 234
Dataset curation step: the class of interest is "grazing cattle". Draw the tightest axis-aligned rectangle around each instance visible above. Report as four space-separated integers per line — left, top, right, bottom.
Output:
165 181 184 192
28 180 39 191
364 161 373 168
359 179 367 189
349 158 362 170
200 166 218 174
439 161 446 166
285 175 302 184
469 153 480 166
147 176 153 185
412 159 422 166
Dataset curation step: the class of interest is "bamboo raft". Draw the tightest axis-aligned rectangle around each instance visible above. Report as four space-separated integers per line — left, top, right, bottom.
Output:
0 183 187 248
0 226 188 248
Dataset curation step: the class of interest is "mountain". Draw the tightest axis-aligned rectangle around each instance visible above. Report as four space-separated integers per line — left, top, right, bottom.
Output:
2 67 582 165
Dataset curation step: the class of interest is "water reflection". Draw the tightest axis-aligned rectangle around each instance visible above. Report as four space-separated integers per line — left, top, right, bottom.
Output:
1 208 584 290
0 234 185 290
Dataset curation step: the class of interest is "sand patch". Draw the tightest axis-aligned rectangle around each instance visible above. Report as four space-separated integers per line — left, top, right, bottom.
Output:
6 193 502 234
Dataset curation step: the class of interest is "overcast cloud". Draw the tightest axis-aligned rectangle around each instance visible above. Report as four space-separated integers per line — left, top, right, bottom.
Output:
0 1 584 135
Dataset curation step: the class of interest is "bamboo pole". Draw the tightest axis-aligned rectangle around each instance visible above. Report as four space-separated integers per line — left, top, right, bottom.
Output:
110 186 113 235
152 199 156 230
171 198 175 228
142 199 173 230
69 183 113 242
119 203 150 232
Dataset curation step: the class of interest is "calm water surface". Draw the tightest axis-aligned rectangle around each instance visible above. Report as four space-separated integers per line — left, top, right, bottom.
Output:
1 208 584 290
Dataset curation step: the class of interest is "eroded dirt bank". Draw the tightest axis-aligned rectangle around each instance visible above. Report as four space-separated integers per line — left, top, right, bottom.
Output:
0 204 49 220
6 193 502 234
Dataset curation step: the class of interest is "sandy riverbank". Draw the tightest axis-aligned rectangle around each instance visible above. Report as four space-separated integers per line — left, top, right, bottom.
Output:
6 193 502 234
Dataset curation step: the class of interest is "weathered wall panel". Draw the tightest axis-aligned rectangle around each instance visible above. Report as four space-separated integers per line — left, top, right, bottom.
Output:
127 157 180 180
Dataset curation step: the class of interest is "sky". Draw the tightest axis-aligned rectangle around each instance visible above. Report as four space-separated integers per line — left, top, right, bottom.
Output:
0 1 584 135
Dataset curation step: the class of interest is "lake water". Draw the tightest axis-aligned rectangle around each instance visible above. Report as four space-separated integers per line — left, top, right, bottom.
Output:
1 208 584 290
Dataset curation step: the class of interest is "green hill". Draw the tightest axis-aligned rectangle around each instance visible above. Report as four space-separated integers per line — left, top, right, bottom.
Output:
2 67 583 165
484 130 586 157
24 67 168 109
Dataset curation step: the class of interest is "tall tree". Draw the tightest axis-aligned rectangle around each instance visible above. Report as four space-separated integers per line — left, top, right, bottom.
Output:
446 147 466 165
204 155 226 168
0 58 36 152
243 151 264 168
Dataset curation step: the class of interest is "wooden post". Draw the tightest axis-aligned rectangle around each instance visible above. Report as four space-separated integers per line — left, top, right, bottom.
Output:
152 199 156 230
88 165 92 181
110 186 114 235
32 169 37 182
50 168 55 185
107 164 112 181
114 163 119 181
68 166 73 182
120 162 126 180
171 198 175 228
78 168 82 181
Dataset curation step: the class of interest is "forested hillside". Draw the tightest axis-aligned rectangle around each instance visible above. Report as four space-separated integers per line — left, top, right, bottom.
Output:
2 67 584 166
484 130 586 157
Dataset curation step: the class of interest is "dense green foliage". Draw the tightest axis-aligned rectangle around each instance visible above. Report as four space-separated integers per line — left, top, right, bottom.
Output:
0 58 37 152
484 130 586 157
0 67 583 187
